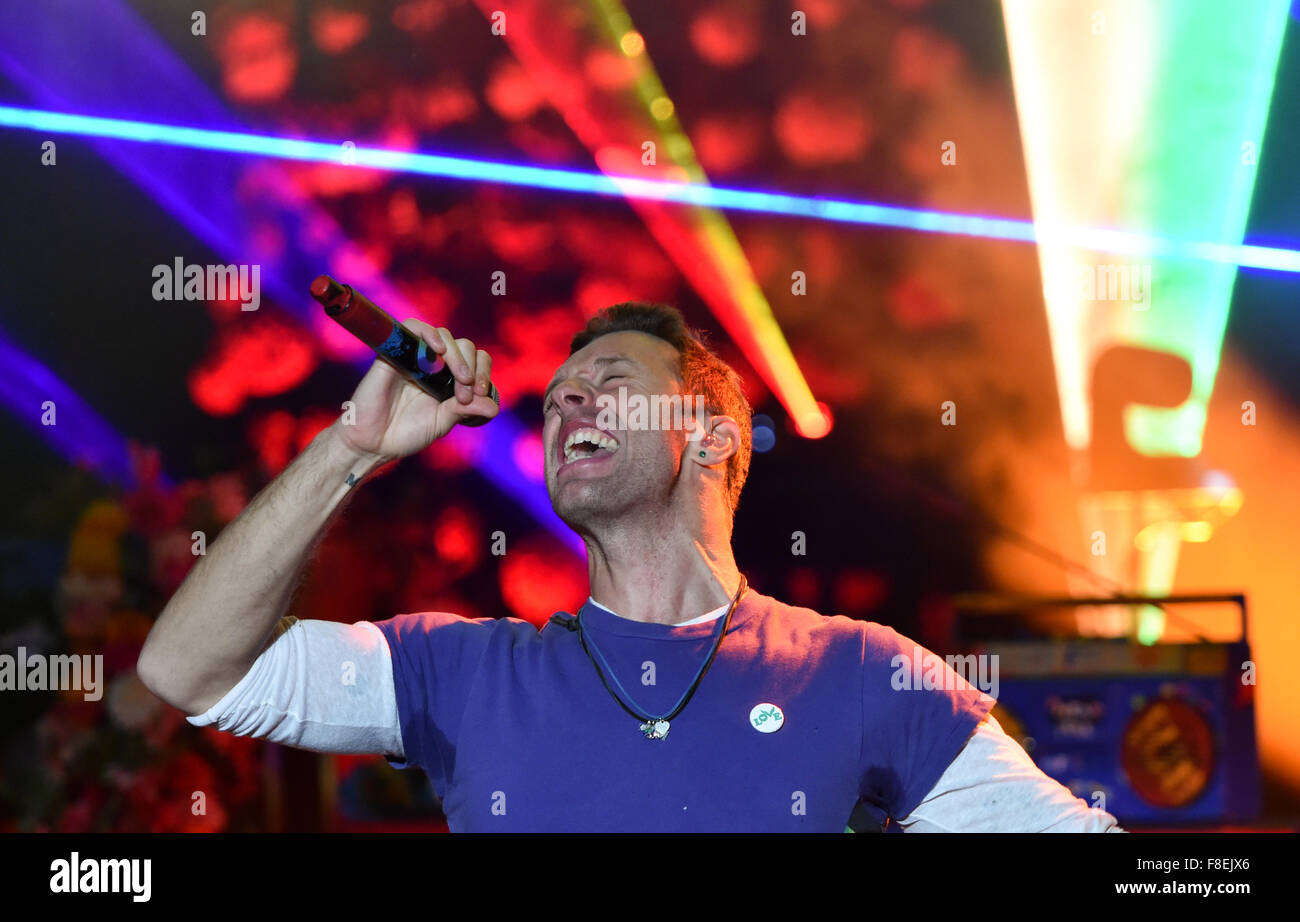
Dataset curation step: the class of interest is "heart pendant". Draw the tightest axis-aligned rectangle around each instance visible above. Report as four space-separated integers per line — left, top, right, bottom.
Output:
640 719 670 740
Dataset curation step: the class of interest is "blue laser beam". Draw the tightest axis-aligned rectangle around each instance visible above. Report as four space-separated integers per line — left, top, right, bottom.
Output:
0 5 582 554
2 105 1298 274
0 325 138 488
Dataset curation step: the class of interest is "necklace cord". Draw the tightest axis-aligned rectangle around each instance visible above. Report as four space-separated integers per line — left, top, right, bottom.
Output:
576 575 749 724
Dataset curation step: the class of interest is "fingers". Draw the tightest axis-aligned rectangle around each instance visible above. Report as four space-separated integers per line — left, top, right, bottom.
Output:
402 319 471 381
402 318 442 348
402 319 483 405
474 349 493 397
443 331 476 387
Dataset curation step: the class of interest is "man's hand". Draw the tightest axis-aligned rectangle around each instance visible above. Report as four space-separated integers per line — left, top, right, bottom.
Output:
336 320 498 464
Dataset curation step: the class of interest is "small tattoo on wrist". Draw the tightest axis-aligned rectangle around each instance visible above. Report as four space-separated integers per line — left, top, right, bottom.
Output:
345 471 360 489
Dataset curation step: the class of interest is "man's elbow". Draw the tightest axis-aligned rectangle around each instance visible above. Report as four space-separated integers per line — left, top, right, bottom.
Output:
136 643 177 708
136 640 203 715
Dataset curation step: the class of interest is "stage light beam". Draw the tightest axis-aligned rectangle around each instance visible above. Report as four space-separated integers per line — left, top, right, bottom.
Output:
1 105 1298 274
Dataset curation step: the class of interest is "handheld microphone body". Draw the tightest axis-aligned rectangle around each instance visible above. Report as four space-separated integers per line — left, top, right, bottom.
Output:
310 275 498 427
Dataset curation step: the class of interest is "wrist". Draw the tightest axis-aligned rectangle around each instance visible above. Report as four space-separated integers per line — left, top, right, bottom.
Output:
321 421 391 478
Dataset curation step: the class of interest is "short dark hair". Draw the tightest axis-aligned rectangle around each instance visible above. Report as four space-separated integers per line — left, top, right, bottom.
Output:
570 303 752 514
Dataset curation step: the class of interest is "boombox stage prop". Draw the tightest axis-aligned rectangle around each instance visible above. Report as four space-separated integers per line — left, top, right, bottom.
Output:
956 594 1259 826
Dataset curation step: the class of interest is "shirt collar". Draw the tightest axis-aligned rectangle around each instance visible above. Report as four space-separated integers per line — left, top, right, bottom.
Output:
572 588 758 640
586 597 729 625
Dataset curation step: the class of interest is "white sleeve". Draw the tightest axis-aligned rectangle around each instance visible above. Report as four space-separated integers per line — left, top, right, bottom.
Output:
896 714 1124 832
185 617 404 760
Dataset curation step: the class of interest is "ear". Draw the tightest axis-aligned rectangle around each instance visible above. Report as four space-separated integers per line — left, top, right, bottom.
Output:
689 414 741 467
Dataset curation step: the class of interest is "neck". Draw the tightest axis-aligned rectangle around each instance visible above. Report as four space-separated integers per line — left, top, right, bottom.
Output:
581 502 741 625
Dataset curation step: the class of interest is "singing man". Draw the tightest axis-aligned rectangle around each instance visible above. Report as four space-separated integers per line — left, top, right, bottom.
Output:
139 303 1122 832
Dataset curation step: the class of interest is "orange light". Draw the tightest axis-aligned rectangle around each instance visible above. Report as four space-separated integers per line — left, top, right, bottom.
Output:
649 96 674 120
794 401 833 439
619 31 645 56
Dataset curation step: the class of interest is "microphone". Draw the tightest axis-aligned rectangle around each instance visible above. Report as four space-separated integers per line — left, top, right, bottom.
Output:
310 275 499 427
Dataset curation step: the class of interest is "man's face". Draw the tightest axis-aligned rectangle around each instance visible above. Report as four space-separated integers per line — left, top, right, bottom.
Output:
542 331 692 528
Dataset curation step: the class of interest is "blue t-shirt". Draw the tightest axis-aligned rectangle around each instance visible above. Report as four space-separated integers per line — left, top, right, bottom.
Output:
372 589 994 832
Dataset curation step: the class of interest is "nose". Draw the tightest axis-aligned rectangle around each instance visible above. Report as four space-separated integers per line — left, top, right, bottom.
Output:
551 376 597 412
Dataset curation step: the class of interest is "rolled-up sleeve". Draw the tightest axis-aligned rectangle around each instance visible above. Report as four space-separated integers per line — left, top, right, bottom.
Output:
186 618 404 760
896 714 1125 832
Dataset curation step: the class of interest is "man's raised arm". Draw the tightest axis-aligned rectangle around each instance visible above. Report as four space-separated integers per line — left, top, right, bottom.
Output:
136 320 497 716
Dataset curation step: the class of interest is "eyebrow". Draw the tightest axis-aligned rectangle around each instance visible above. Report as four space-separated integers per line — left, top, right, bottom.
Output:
543 355 638 402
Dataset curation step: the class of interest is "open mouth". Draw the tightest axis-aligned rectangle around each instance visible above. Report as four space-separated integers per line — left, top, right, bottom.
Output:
562 427 619 466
